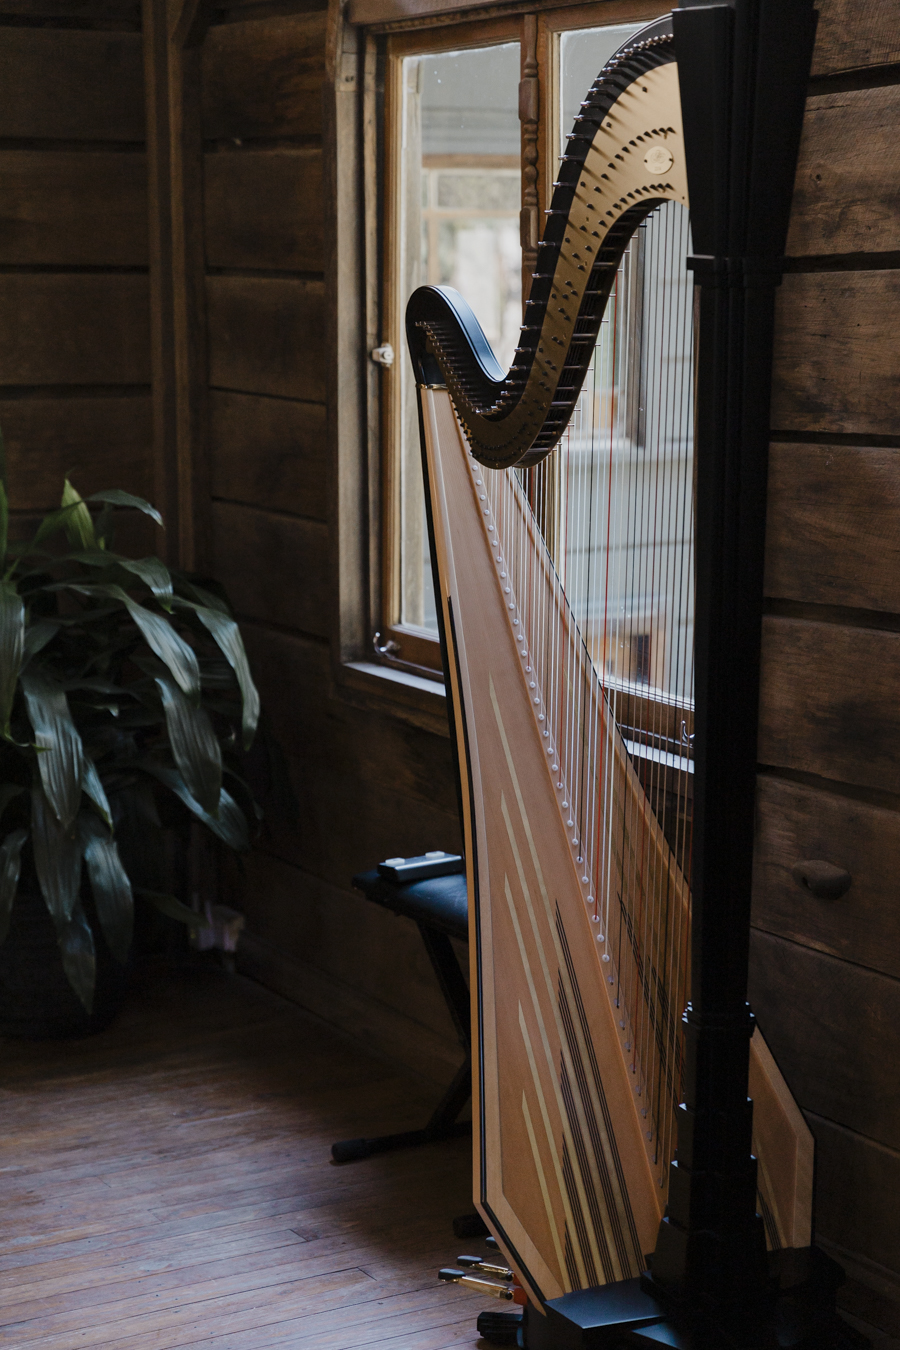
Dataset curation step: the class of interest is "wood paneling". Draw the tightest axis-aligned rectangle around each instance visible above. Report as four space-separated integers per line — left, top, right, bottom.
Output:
759 615 900 793
209 390 327 520
143 0 210 573
812 0 900 77
753 774 900 980
241 624 458 814
0 274 150 386
204 149 323 272
209 500 329 636
748 930 900 1149
206 277 326 401
0 29 144 141
811 1114 900 1276
0 395 151 508
202 14 327 141
263 758 462 890
239 850 461 1046
233 624 459 891
771 271 900 436
765 442 900 612
787 87 900 258
0 2 139 14
0 151 147 267
240 930 465 1089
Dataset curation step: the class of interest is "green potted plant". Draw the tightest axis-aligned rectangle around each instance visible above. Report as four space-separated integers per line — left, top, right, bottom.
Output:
0 458 260 1036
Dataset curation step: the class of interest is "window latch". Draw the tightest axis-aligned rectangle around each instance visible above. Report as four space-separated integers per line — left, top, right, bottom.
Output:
371 343 395 368
374 631 400 658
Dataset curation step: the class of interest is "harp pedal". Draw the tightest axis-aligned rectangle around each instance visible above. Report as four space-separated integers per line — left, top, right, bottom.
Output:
438 1267 515 1299
457 1254 514 1279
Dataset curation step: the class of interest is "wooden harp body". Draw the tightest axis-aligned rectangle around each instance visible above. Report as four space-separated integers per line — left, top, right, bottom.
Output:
407 9 818 1322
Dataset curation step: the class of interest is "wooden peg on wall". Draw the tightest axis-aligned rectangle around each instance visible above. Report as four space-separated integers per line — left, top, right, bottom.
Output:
791 859 852 900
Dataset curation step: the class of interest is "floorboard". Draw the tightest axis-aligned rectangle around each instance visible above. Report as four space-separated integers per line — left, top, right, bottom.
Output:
0 961 487 1350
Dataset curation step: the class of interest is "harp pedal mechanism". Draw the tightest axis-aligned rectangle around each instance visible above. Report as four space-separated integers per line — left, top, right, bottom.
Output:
438 1267 515 1299
456 1254 514 1279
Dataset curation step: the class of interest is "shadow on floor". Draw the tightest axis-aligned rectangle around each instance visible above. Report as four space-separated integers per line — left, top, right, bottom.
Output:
0 958 491 1350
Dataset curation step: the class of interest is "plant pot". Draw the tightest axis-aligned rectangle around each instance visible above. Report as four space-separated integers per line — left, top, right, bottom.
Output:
0 887 130 1039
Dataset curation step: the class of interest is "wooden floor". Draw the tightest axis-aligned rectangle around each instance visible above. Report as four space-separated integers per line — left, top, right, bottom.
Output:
0 960 487 1350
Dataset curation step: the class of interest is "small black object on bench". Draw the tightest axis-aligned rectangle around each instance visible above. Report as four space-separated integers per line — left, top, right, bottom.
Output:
331 852 472 1164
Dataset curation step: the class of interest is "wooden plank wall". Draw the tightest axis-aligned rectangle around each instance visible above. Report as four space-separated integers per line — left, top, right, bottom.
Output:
199 0 465 1085
0 0 153 550
751 0 900 1333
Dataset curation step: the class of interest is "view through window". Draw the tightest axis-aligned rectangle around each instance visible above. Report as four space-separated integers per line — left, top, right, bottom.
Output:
395 41 521 636
388 21 695 715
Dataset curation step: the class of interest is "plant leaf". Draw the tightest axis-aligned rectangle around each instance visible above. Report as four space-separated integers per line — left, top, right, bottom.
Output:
23 619 60 664
134 887 203 930
81 755 112 827
31 501 82 550
181 580 229 615
74 585 200 697
61 479 97 551
176 600 259 749
155 676 222 816
22 668 84 829
143 762 249 850
86 490 164 528
0 477 8 567
0 827 27 945
81 819 132 964
0 579 24 733
95 503 114 550
119 557 173 609
123 599 199 697
32 783 82 926
57 899 95 1014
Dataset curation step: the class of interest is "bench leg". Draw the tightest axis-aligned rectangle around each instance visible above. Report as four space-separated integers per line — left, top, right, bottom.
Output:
331 921 473 1164
331 1057 471 1163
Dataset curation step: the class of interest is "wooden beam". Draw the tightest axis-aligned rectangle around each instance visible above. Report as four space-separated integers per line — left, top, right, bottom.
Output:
142 0 212 569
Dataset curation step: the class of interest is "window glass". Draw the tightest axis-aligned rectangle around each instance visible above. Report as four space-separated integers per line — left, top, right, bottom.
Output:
558 24 644 151
397 42 521 635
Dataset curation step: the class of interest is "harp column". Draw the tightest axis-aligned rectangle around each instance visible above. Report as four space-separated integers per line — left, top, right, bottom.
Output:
647 0 818 1327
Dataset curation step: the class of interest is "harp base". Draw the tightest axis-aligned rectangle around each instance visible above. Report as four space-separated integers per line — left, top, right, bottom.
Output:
520 1250 869 1350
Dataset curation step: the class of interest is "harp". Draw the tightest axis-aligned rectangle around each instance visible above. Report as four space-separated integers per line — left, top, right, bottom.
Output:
406 4 849 1346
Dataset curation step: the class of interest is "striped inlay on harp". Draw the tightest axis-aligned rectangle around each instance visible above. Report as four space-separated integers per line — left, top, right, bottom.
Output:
407 11 813 1315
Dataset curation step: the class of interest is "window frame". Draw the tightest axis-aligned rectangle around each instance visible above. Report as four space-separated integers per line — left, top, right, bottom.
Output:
379 16 525 676
360 0 673 684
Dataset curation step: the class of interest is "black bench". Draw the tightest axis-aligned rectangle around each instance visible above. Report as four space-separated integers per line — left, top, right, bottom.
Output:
330 863 472 1164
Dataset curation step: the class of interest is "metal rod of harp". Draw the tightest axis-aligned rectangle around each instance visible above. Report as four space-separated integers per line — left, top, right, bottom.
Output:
408 4 865 1347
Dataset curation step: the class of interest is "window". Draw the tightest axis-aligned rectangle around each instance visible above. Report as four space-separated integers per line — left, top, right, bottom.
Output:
374 4 672 677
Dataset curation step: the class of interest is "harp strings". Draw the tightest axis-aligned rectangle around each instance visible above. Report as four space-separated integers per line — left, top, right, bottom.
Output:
480 201 694 1179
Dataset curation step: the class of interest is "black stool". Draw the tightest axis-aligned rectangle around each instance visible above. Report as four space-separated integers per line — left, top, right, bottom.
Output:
330 867 472 1163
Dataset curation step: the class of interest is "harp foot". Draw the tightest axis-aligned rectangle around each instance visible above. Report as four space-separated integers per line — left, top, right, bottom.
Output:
518 1251 872 1349
476 1307 523 1345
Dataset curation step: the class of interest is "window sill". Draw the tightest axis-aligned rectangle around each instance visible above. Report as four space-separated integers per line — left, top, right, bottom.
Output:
337 659 450 737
